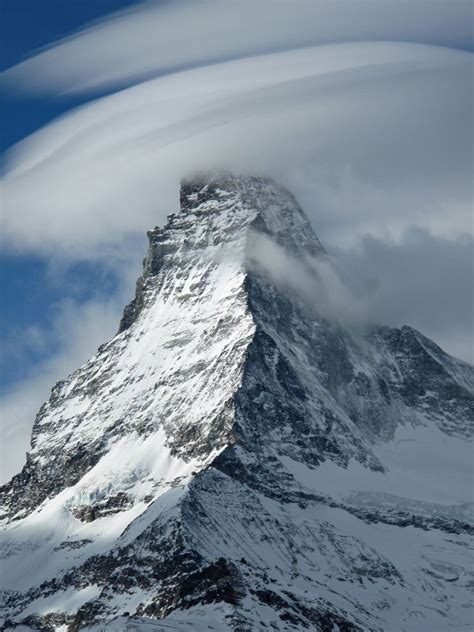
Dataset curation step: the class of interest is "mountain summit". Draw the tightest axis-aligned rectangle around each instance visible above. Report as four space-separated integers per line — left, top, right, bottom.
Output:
1 175 473 631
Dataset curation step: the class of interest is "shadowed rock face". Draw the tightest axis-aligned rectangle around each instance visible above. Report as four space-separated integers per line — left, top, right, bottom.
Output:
1 174 473 631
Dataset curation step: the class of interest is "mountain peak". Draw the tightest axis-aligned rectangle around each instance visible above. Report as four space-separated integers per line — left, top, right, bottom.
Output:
1 177 472 632
179 171 241 212
181 172 324 252
119 172 323 333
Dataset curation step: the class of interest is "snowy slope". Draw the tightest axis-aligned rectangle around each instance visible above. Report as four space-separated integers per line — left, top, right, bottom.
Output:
1 174 472 631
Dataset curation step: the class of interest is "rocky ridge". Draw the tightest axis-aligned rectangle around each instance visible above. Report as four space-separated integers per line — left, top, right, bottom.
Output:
1 174 473 631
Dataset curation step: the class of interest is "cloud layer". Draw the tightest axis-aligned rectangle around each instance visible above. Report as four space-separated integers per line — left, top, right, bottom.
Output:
2 0 472 95
3 42 471 258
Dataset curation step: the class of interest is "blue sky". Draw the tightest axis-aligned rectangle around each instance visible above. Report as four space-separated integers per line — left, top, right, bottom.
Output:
1 0 472 481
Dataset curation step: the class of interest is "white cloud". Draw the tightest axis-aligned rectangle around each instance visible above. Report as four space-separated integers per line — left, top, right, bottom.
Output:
2 43 471 258
247 230 368 328
333 229 474 363
1 0 472 95
2 1 471 258
248 227 474 364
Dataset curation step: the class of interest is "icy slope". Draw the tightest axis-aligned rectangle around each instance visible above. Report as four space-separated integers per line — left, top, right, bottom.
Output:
1 174 472 632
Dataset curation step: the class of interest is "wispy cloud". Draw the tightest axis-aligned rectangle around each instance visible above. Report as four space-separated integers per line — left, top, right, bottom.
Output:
247 230 368 329
333 229 474 364
0 295 128 484
248 227 474 366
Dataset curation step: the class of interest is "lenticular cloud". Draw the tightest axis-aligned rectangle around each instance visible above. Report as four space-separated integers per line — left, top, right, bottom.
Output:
2 40 472 257
2 0 472 95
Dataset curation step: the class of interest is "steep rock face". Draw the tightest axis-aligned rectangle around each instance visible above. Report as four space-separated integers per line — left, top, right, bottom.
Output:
1 174 473 632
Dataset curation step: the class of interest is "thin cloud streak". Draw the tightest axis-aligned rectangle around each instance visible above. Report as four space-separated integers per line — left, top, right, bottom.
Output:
1 0 472 95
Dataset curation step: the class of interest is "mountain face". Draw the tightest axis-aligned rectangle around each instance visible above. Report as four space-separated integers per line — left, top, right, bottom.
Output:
1 174 473 632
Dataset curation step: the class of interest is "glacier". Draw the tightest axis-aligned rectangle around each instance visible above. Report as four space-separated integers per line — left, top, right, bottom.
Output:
1 174 473 631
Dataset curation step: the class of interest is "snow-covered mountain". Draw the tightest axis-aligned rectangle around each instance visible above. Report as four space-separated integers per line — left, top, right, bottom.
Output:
1 174 473 631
